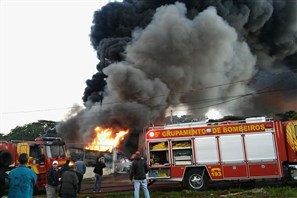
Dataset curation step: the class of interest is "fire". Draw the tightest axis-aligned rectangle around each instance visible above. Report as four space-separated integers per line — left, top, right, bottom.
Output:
85 126 129 152
69 160 75 166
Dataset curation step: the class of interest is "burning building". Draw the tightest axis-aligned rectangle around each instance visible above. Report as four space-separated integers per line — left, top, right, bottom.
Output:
57 0 297 156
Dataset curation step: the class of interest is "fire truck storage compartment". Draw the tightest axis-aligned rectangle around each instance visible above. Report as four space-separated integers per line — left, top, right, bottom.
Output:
149 141 169 165
194 136 219 164
244 132 276 162
149 141 170 178
194 131 280 178
219 134 247 178
172 140 193 165
219 135 245 163
149 167 170 178
244 132 280 177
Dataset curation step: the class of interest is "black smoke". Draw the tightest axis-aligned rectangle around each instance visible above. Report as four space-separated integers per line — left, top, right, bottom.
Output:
57 0 297 155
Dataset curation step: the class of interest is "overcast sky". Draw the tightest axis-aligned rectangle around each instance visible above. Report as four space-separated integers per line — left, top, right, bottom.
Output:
1 0 114 134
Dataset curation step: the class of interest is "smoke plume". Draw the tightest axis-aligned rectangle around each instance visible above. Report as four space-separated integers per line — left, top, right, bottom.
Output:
57 0 297 154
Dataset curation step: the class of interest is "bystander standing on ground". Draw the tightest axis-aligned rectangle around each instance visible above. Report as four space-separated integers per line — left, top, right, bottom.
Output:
130 151 150 198
8 153 37 198
74 158 86 193
0 167 5 197
59 159 70 197
93 157 106 192
60 160 70 176
60 165 79 198
46 160 59 198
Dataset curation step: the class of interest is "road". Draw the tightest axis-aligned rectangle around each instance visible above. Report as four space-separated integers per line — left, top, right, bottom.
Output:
79 172 183 195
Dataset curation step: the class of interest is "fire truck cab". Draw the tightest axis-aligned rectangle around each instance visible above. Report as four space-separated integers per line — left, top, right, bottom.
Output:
145 117 297 190
0 137 68 189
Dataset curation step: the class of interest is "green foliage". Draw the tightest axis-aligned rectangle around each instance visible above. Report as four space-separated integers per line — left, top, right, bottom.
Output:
275 111 297 121
264 186 297 197
72 187 297 198
0 120 57 141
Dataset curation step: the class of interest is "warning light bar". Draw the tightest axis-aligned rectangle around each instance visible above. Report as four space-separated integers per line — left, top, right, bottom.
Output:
149 131 155 138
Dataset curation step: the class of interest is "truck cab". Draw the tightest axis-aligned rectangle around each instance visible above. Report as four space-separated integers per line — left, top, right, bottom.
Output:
0 136 69 190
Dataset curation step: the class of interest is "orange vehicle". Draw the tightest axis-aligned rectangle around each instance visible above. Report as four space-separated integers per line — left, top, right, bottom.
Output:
0 137 69 190
145 117 297 190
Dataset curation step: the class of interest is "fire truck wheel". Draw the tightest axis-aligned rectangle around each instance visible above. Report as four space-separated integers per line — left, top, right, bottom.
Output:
184 168 208 190
0 150 12 167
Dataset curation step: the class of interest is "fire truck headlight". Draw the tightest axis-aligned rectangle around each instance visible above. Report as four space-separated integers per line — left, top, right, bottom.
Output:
149 132 155 138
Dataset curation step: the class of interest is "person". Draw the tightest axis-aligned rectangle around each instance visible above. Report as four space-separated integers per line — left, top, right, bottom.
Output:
0 167 5 197
74 158 86 193
59 159 70 196
8 153 37 198
46 160 59 198
93 157 106 192
130 151 150 198
60 160 70 176
60 165 79 198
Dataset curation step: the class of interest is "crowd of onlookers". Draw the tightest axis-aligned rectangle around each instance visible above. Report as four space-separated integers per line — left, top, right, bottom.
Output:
0 150 151 198
0 153 106 198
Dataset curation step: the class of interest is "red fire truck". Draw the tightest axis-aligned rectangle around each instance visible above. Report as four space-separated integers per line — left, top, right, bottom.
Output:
145 117 297 190
0 137 69 190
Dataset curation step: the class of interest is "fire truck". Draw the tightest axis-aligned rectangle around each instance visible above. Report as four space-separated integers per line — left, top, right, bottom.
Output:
145 117 297 190
0 137 69 190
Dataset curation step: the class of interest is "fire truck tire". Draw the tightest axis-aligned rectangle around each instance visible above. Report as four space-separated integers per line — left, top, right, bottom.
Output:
184 168 208 190
0 150 12 167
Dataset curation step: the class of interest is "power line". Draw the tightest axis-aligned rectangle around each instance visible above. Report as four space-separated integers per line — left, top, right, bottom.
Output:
2 70 296 115
2 86 296 116
2 106 81 115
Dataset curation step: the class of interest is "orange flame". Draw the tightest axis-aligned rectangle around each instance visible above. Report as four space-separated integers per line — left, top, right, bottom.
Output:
85 126 129 152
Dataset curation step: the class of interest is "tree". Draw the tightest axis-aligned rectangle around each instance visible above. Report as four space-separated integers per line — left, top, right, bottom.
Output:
275 111 297 121
0 120 57 141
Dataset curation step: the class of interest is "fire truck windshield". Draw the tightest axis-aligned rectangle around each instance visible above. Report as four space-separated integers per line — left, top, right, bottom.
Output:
46 145 66 158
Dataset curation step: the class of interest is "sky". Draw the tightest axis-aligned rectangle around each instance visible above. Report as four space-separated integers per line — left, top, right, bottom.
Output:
1 0 115 134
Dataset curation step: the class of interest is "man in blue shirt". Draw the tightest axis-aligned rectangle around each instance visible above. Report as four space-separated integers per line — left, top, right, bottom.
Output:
74 158 86 193
8 153 37 198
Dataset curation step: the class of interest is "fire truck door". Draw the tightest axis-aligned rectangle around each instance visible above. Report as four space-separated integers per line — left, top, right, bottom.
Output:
30 145 45 165
17 143 30 155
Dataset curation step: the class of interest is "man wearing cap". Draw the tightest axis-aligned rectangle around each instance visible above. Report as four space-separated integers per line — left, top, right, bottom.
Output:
46 160 59 198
